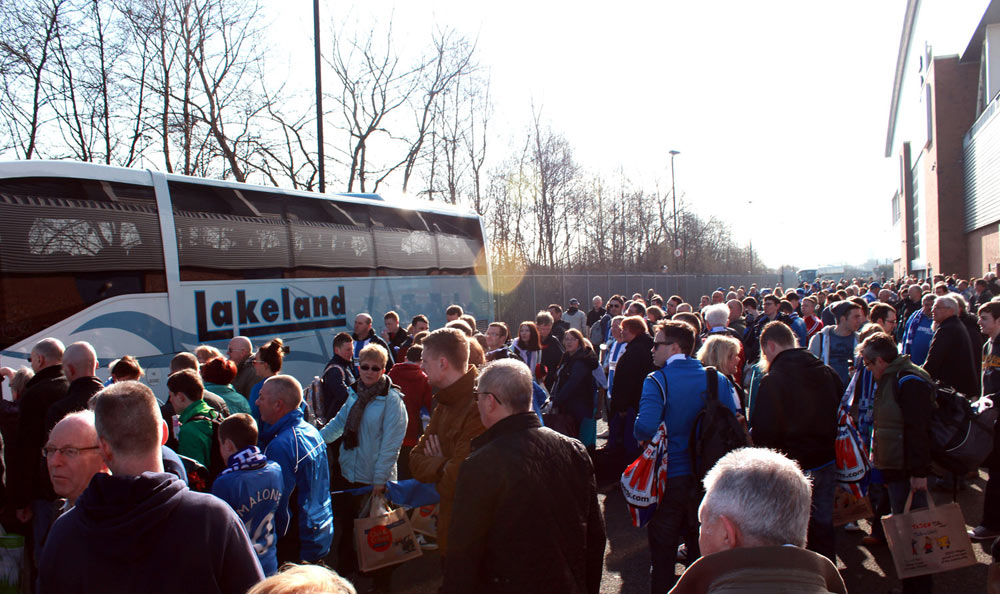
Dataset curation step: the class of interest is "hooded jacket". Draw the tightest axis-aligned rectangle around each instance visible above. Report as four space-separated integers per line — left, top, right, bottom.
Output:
551 347 599 421
751 348 842 471
319 380 408 486
353 328 394 370
388 362 433 447
39 472 263 594
410 366 484 554
260 408 333 562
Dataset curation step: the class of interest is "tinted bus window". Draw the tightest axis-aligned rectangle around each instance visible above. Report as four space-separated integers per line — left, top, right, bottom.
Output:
0 177 165 348
169 181 485 279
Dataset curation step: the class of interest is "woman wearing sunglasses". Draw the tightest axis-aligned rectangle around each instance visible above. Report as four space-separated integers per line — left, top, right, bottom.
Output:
320 343 407 591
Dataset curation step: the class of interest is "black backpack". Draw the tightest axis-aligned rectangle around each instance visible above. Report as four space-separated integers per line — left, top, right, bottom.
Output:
689 367 751 481
190 413 226 484
896 375 998 475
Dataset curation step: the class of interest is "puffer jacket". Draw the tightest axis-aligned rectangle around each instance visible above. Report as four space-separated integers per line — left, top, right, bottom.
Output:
444 412 606 594
551 347 599 422
409 366 484 554
320 380 408 486
260 408 333 562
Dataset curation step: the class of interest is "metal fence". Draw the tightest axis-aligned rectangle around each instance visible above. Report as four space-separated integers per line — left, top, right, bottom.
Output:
493 273 781 330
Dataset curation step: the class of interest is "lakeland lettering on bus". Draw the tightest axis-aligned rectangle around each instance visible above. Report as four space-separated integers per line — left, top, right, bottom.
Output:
194 286 347 341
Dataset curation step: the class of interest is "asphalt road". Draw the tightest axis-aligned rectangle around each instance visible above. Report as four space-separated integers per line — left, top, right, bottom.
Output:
359 424 996 594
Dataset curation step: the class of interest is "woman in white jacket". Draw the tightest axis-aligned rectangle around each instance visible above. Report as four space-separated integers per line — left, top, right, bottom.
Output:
320 342 407 589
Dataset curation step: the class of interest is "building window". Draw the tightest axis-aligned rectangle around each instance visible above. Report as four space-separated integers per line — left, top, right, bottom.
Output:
892 192 901 224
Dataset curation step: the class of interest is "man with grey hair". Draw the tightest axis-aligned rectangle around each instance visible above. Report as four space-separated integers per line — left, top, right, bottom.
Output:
38 381 263 593
925 294 979 398
670 448 846 594
444 359 606 594
45 341 103 431
11 337 68 570
703 304 745 385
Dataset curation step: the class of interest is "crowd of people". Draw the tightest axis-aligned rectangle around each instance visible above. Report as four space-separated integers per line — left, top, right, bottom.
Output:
1 272 1000 593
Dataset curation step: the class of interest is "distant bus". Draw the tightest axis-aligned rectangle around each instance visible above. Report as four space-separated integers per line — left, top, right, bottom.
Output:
797 266 846 285
0 160 492 400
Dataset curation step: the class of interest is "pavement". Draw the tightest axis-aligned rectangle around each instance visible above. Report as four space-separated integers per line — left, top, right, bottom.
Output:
363 422 996 593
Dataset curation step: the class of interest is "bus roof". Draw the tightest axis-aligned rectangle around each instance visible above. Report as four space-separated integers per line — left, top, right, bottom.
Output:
0 160 481 220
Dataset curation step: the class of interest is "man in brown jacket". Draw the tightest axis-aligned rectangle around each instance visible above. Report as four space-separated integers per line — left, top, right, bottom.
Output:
410 327 484 557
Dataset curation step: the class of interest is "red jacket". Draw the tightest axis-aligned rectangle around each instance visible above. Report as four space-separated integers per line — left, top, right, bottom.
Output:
388 362 433 447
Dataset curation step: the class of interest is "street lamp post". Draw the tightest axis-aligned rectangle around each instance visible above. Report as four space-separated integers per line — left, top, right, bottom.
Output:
669 150 680 273
313 0 325 192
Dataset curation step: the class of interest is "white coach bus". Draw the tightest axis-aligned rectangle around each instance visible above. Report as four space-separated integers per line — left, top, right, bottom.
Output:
0 161 492 400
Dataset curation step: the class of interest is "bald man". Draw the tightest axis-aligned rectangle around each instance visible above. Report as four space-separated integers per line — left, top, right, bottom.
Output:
228 336 262 398
46 410 108 511
46 342 103 432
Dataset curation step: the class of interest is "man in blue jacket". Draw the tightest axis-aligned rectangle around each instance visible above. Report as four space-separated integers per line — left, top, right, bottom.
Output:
212 413 284 575
634 320 739 592
256 375 333 564
902 292 936 366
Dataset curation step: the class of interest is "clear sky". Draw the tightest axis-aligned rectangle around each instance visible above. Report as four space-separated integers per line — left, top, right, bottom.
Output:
266 1 983 270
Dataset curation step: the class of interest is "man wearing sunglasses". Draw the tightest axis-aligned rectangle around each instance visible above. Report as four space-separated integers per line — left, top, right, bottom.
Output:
445 359 606 594
590 295 624 347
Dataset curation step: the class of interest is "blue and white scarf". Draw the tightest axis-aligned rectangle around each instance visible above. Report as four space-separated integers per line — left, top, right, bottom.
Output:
902 309 926 356
220 446 268 476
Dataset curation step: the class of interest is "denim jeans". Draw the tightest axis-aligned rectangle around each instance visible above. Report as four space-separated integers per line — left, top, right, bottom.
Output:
647 475 699 594
804 463 836 562
887 481 933 594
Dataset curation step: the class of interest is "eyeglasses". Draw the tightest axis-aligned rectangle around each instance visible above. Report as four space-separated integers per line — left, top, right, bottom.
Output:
251 359 266 365
654 341 675 348
474 391 501 405
358 364 382 372
42 445 100 459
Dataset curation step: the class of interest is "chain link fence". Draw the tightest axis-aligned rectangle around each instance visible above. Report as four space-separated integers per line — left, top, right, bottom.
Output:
492 273 781 329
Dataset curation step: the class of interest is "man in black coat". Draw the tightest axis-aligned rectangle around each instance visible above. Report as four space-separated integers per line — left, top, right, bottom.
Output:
44 342 104 432
9 338 69 570
319 332 356 423
607 316 655 461
925 294 979 398
444 359 606 594
751 321 842 563
352 313 393 372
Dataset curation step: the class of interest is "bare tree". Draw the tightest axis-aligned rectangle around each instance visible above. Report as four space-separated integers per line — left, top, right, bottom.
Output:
0 0 65 159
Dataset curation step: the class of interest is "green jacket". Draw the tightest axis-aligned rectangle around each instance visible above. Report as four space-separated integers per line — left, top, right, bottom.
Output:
205 382 251 415
872 355 932 472
178 399 217 467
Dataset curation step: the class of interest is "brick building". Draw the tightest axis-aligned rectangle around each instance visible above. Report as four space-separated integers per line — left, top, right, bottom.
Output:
887 0 1000 279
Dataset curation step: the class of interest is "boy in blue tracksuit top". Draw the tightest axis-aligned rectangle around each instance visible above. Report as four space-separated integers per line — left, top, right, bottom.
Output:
902 294 935 366
633 320 739 592
211 413 284 575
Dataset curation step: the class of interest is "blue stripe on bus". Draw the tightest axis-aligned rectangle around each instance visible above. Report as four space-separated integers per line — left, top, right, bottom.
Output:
73 312 197 352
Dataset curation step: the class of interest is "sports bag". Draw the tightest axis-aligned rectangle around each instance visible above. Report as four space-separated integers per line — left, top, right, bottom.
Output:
835 372 871 494
689 367 750 480
620 370 669 528
896 376 998 475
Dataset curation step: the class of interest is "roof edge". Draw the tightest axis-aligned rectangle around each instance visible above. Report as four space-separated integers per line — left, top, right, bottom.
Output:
885 0 922 158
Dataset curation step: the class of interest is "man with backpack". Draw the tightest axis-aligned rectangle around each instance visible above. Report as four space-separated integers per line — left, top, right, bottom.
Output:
751 321 842 563
857 332 934 594
167 369 220 469
633 320 739 592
